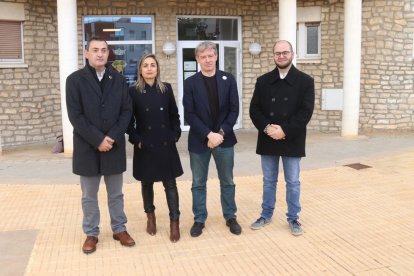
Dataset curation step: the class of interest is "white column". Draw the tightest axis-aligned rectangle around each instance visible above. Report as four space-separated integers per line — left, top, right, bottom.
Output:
57 0 78 153
341 0 362 136
278 0 297 64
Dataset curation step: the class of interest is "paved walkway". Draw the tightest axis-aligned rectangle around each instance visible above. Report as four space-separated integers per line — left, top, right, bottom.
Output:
1 130 414 275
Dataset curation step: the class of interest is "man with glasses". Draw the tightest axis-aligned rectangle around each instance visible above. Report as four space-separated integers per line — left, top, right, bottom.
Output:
249 40 315 236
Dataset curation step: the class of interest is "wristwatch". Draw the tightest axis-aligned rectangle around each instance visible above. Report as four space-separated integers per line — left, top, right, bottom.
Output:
264 124 270 134
218 128 225 136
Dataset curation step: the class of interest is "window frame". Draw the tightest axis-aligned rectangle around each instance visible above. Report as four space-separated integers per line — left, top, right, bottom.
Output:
82 15 155 86
0 20 25 66
0 2 26 67
296 21 321 61
176 15 240 41
82 15 155 51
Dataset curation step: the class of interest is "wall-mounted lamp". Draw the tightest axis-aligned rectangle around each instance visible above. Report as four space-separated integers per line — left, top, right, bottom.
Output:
162 41 176 59
249 42 262 58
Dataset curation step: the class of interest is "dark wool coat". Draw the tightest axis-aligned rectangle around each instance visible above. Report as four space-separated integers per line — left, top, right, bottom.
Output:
183 70 239 154
127 82 183 182
66 65 132 176
250 65 315 157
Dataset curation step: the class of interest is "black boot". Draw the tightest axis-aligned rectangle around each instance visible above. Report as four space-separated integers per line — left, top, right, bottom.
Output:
142 181 156 235
146 212 156 235
162 179 180 222
170 220 180 242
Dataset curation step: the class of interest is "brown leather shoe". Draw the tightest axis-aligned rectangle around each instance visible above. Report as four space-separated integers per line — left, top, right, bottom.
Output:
82 236 98 254
113 231 135 247
146 212 156 235
170 220 180 242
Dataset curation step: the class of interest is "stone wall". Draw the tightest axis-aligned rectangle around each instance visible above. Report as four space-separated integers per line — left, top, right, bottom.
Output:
1 0 413 149
0 0 60 148
359 0 414 130
300 0 345 132
300 0 414 132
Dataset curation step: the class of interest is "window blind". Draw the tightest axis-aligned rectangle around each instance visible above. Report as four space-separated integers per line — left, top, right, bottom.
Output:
0 21 22 59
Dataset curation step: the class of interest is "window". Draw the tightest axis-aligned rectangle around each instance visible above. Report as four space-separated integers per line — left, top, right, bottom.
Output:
0 21 23 62
83 16 154 86
296 6 321 60
0 2 25 66
296 22 321 59
177 17 238 41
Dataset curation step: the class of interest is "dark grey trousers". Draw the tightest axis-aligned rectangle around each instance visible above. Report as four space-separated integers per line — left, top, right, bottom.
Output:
80 174 127 237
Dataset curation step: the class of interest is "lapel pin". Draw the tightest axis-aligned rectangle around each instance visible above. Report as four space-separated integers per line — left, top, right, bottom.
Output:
222 76 227 80
109 75 113 79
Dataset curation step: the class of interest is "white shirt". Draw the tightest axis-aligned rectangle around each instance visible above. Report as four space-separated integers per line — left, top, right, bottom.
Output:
96 68 106 81
279 72 287 79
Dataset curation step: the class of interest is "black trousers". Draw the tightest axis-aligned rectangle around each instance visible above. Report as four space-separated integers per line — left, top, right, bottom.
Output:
141 179 180 221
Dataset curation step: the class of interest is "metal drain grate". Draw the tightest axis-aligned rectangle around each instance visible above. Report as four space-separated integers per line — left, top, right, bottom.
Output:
344 163 372 170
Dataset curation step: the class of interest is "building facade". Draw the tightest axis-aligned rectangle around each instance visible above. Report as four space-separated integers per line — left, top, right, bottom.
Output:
0 0 413 150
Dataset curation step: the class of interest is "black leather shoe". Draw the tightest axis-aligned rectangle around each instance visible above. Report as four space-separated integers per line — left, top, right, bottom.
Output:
190 222 205 237
226 218 242 235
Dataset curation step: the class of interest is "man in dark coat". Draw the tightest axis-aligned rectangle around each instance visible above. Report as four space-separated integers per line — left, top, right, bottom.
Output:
183 41 241 237
249 40 315 236
66 37 135 254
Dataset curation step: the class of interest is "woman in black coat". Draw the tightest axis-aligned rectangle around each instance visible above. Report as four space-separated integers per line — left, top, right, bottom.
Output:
127 54 183 242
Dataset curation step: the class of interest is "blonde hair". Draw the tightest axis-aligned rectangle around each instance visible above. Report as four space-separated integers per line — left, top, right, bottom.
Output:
135 53 166 93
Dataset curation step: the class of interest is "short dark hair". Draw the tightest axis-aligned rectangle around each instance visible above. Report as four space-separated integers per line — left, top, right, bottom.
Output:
85 36 108 50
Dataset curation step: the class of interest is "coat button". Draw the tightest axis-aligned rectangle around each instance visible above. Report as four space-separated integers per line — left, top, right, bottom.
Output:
283 112 287 117
146 108 149 111
284 97 288 101
163 141 167 146
161 124 165 128
271 98 275 102
269 112 274 116
101 104 105 108
160 107 164 111
148 126 152 130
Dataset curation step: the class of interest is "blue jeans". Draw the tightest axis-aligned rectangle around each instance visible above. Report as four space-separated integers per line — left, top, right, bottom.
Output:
190 146 237 223
260 155 301 222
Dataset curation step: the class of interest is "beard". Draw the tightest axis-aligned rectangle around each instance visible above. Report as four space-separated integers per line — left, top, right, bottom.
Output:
277 63 290 69
275 57 293 69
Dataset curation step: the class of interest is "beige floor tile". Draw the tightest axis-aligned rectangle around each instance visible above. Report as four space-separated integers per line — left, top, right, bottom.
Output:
1 150 414 275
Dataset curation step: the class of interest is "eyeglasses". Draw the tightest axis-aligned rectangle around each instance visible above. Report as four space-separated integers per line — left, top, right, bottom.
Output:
274 51 291 57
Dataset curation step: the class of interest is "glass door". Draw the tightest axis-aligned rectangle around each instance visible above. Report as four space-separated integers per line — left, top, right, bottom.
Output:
220 42 242 128
177 41 241 131
177 41 201 131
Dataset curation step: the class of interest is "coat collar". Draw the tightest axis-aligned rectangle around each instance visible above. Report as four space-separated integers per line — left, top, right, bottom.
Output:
268 65 299 86
80 65 116 98
193 70 228 115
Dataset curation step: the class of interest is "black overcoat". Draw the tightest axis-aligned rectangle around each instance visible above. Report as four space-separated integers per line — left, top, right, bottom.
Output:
250 66 315 157
66 65 132 176
127 82 183 182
